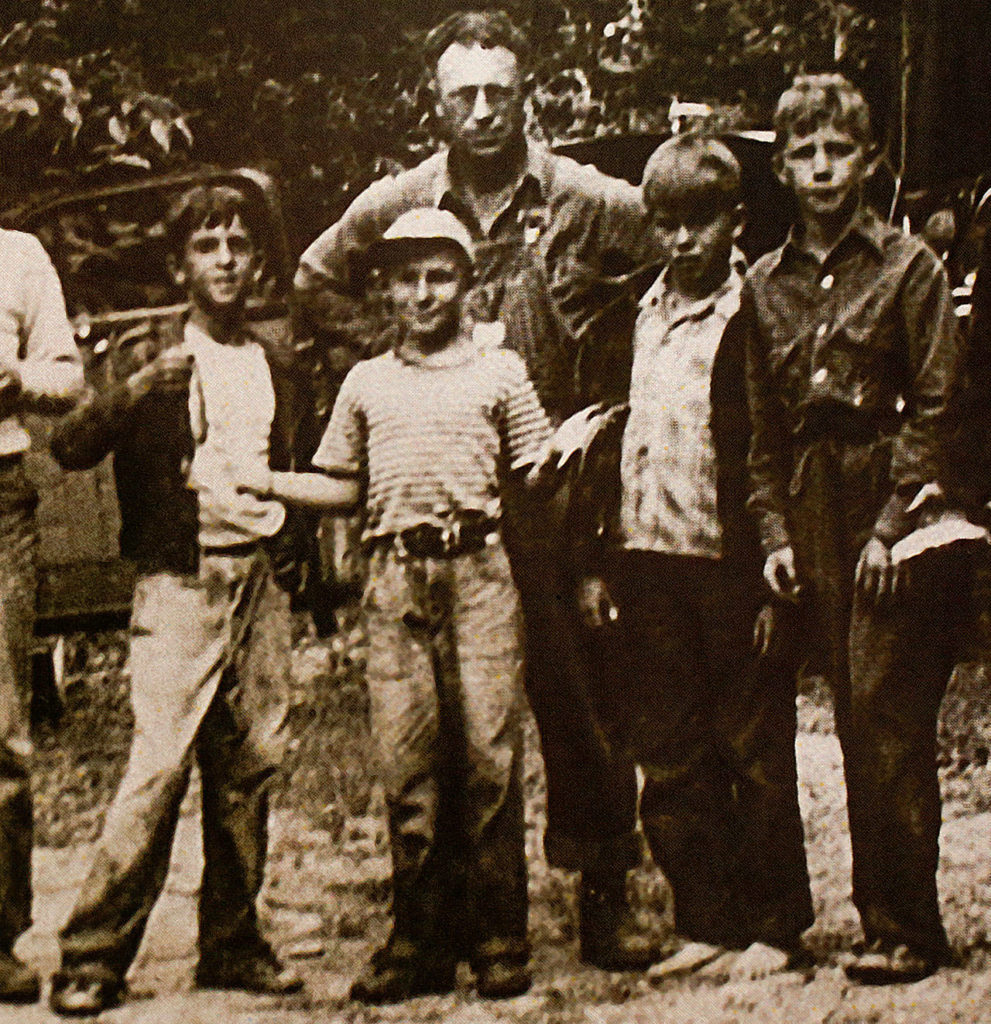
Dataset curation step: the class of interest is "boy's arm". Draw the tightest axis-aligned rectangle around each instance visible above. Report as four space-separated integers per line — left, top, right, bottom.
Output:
239 468 360 513
742 281 793 558
51 348 192 470
875 245 963 543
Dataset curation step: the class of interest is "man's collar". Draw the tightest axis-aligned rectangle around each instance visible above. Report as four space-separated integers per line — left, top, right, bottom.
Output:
773 205 887 271
433 141 554 212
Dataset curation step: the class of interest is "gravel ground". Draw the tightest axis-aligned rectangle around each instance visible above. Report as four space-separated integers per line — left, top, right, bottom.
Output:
17 621 991 1023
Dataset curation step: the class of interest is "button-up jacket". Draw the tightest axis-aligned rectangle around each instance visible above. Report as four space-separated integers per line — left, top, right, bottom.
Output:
295 143 646 422
743 208 963 554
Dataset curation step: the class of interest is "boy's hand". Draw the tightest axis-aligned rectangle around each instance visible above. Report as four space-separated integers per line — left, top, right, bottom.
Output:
855 536 897 604
126 350 194 403
763 546 801 602
753 603 777 657
577 575 618 628
234 465 274 499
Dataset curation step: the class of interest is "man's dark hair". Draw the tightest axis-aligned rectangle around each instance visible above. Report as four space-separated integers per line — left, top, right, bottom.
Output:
424 9 531 72
164 183 267 257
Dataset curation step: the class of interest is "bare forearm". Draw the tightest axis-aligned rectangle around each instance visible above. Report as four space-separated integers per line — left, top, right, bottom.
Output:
268 470 360 513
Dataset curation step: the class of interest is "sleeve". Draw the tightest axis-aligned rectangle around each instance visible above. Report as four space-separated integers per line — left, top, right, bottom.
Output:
743 278 793 556
49 382 135 471
311 366 368 479
498 353 552 471
294 174 408 332
16 235 84 408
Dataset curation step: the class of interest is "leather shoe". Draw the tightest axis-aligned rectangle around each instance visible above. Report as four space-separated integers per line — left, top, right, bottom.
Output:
49 968 122 1016
844 942 936 985
0 952 39 1005
195 949 304 994
579 875 661 971
349 941 457 1004
475 959 531 999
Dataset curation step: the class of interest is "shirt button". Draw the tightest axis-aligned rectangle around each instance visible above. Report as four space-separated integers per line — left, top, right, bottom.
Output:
816 323 828 338
812 367 828 384
821 274 835 290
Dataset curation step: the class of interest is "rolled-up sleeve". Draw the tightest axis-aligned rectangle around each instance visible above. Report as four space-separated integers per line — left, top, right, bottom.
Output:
312 366 367 479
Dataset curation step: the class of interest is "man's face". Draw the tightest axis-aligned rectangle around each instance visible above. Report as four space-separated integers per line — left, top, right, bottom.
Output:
434 43 525 161
647 202 740 298
775 122 870 222
176 214 257 315
386 248 469 348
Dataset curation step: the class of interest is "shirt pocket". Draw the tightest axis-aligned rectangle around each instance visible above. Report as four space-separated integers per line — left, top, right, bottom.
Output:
819 323 891 412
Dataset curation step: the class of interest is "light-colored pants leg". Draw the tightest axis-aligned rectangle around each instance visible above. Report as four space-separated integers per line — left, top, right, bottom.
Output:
59 554 290 977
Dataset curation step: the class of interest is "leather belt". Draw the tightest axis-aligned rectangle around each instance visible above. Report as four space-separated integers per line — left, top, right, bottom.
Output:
370 517 500 560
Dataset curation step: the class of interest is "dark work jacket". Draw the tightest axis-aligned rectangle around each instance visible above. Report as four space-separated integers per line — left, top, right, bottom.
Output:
566 265 765 586
50 313 314 579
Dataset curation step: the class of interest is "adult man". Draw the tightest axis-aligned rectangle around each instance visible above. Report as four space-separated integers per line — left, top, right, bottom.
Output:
296 10 654 969
0 227 84 1002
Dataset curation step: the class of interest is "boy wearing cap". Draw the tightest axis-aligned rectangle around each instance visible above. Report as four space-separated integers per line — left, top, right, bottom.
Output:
48 183 307 1016
744 75 964 983
245 208 550 1001
569 135 813 979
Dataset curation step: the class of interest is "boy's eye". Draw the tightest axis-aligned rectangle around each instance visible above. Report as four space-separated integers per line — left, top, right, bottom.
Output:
425 269 457 285
788 143 816 160
825 142 856 158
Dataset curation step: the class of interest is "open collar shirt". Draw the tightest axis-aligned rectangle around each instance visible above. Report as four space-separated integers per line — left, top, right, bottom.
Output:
620 256 745 558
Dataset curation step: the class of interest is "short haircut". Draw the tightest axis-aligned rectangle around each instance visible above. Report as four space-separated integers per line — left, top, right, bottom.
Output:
773 73 874 151
164 183 266 257
424 9 531 72
642 134 741 216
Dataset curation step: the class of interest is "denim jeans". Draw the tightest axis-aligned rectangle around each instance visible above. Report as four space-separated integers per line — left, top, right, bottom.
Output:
362 540 528 966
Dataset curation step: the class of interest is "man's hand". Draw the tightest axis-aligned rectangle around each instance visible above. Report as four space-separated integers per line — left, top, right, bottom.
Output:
126 349 194 404
0 362 23 418
763 545 801 602
855 536 897 604
577 575 618 628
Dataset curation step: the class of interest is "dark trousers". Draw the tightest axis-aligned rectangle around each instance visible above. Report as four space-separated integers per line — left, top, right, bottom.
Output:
501 486 640 875
0 468 37 953
791 441 963 961
586 550 814 950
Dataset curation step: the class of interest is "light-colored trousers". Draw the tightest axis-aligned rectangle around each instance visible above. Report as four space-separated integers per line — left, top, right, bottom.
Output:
59 550 291 978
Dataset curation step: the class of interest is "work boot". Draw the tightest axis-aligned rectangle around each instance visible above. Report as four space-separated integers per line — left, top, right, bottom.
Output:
195 943 304 995
49 966 123 1016
0 951 39 1004
349 936 457 1004
579 871 661 971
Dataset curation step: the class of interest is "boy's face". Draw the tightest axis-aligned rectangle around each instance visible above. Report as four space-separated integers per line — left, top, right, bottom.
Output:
386 248 469 348
647 202 741 299
775 121 870 222
175 214 257 316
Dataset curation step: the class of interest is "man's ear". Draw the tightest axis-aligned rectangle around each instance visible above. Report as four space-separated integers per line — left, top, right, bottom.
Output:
863 143 883 180
167 253 186 288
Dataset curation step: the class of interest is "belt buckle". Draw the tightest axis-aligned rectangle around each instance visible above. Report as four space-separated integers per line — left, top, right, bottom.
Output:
440 519 461 555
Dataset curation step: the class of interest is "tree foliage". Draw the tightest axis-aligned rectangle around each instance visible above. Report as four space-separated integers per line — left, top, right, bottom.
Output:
0 0 889 250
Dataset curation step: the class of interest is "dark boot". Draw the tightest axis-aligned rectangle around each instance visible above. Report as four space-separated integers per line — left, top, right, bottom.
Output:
0 950 39 1005
349 935 457 1004
579 870 660 971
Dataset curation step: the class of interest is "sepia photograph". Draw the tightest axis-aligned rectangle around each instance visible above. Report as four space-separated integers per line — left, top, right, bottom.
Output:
0 2 989 1021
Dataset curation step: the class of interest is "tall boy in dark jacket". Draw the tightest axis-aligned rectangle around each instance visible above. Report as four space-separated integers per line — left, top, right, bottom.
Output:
571 135 813 979
47 184 307 1016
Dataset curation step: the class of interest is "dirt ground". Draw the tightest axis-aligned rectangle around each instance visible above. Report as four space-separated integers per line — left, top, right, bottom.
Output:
14 623 991 1023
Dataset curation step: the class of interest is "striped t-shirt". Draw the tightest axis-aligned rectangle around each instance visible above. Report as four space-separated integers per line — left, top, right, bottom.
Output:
313 328 551 540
